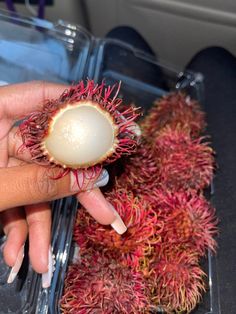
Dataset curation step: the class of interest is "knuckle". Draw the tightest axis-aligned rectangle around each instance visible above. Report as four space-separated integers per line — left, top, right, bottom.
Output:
31 80 47 89
28 216 43 231
31 80 48 101
28 167 58 200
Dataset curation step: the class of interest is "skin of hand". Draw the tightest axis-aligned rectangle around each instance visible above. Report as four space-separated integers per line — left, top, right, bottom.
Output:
0 81 126 282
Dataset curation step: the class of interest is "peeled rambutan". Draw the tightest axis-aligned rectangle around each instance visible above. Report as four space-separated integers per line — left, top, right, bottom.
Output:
149 247 206 313
74 188 161 256
152 126 215 191
19 80 139 180
147 188 218 256
141 92 206 139
60 249 150 314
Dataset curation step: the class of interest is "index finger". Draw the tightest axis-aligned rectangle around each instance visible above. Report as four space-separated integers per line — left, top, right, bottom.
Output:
0 81 67 120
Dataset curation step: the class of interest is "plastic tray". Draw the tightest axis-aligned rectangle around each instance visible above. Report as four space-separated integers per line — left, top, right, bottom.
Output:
0 9 220 314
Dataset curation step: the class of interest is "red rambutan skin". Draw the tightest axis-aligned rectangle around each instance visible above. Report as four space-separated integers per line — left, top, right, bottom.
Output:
60 89 218 313
141 92 206 139
149 247 206 313
145 188 218 256
60 249 150 314
152 126 215 191
116 139 161 195
19 80 139 180
74 188 162 258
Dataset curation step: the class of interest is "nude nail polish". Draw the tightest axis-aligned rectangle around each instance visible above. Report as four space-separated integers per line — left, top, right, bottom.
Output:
109 204 127 235
7 245 25 284
94 169 109 188
42 247 55 289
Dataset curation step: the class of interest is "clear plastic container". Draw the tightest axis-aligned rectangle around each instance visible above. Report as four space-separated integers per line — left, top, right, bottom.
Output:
0 9 219 314
0 9 92 84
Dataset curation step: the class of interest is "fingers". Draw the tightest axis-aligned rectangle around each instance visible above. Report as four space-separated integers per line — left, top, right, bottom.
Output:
7 157 26 167
0 203 52 284
8 127 32 162
0 136 8 167
0 207 27 268
0 164 71 211
0 163 108 211
0 81 67 120
25 202 51 274
77 188 127 234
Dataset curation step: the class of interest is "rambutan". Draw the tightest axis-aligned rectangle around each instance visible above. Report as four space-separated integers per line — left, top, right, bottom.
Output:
59 89 218 313
60 249 150 314
149 247 206 313
141 92 206 139
72 209 90 255
153 127 215 191
116 139 161 195
147 189 218 256
19 80 139 181
74 188 161 256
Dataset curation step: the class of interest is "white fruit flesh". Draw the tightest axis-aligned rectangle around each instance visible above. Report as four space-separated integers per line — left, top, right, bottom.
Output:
42 101 116 168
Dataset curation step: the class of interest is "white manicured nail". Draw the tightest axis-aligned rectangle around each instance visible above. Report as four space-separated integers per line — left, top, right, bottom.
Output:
42 247 54 289
94 169 109 188
109 204 127 235
72 243 80 264
7 245 25 284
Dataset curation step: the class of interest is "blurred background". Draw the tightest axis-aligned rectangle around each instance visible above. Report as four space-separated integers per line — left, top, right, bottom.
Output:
1 0 236 70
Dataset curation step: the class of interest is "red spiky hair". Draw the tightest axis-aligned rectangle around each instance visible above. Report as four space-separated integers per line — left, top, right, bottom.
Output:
60 249 150 314
116 139 161 195
152 126 215 191
141 92 206 139
19 80 139 181
74 187 161 257
149 246 206 313
146 188 218 256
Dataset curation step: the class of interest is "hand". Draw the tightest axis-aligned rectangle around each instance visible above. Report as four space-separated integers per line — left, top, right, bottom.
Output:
0 81 127 287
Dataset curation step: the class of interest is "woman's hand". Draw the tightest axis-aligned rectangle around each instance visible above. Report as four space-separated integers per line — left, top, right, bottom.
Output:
0 81 126 288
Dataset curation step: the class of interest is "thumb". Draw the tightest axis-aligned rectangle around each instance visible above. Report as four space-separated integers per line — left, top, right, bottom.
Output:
0 163 103 211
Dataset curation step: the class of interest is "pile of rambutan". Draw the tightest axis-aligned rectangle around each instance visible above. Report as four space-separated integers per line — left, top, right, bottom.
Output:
60 91 218 313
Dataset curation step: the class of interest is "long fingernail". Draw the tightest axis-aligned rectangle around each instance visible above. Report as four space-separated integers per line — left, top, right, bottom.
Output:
94 169 109 188
42 247 55 289
109 204 127 235
71 243 80 264
7 245 25 284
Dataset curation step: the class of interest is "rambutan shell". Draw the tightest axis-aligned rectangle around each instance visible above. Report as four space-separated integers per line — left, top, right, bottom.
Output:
19 80 139 178
145 188 218 256
149 247 206 313
74 188 161 256
141 92 206 140
115 139 161 195
61 249 150 314
152 126 215 191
